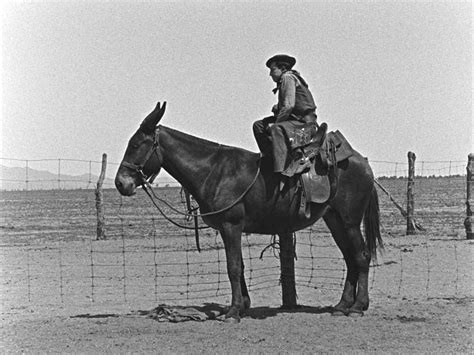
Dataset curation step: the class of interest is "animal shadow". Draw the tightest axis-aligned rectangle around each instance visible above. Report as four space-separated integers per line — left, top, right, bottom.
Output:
70 304 334 322
246 305 334 320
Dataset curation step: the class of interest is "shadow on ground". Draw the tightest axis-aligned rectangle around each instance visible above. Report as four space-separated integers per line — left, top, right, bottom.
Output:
70 303 334 322
247 305 334 319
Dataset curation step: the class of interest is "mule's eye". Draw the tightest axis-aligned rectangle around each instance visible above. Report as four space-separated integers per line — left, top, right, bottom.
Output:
129 139 142 149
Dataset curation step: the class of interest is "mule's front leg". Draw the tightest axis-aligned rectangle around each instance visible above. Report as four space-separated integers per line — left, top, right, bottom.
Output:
220 222 245 323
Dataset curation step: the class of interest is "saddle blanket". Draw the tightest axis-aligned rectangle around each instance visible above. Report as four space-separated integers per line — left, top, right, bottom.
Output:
319 130 354 169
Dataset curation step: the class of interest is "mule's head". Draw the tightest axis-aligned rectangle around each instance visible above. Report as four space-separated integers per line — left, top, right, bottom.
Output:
115 102 166 196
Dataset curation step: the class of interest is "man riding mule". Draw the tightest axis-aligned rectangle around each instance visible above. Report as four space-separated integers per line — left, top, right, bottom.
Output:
115 101 383 323
253 54 324 174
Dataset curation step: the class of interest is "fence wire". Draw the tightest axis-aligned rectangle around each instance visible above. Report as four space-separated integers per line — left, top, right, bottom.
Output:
0 158 473 311
1 157 468 190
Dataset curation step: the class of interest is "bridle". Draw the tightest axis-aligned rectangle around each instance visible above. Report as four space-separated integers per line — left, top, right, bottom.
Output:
119 125 262 219
119 127 161 184
118 124 263 251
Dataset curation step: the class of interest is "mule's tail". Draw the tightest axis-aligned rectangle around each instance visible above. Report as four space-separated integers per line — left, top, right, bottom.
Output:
364 186 383 260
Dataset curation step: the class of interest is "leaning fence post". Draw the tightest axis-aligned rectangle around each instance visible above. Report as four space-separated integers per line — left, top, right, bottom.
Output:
465 154 473 240
95 153 107 240
407 151 417 235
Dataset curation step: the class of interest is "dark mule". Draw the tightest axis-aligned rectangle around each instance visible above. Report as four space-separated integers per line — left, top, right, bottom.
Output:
115 102 382 321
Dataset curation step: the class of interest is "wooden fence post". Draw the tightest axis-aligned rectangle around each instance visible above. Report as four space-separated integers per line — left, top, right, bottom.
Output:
95 153 107 240
465 154 473 240
407 151 417 235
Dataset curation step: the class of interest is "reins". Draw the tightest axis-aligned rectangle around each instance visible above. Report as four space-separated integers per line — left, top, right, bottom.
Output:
121 127 261 241
141 183 210 230
141 158 261 218
139 156 261 253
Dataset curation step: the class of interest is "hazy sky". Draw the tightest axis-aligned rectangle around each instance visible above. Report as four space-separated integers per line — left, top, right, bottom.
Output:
1 1 472 177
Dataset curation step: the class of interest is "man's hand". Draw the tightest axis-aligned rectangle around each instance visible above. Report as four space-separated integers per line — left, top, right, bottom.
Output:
266 123 274 133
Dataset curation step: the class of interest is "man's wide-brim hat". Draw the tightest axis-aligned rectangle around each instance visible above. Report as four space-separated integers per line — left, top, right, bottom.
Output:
266 54 296 69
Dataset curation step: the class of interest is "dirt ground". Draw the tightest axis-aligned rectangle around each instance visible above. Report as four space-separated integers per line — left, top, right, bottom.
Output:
2 236 473 354
2 294 472 353
1 185 473 353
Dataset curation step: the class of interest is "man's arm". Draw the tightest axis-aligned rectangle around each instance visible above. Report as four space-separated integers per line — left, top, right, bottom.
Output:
275 74 296 123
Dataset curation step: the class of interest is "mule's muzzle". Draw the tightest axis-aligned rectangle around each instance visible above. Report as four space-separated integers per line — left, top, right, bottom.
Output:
115 171 138 196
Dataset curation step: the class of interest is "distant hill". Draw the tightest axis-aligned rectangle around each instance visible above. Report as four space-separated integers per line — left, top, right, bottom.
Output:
0 165 178 190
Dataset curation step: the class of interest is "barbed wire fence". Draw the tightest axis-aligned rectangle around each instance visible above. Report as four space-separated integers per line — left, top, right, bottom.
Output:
0 155 472 311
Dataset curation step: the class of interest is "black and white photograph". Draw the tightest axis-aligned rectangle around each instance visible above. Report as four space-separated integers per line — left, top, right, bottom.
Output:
1 1 472 353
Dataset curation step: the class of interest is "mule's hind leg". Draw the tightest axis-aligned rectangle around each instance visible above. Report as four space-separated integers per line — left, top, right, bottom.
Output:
344 225 371 315
323 209 357 314
323 208 371 316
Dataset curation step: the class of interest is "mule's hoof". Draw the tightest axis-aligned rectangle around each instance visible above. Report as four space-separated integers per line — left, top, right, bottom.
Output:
348 310 364 318
331 310 347 317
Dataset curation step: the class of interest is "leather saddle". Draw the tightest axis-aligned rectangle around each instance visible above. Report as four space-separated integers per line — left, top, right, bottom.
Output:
279 122 354 219
282 122 328 177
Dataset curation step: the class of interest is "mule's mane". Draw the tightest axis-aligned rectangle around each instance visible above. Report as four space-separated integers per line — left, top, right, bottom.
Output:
160 125 221 148
154 125 258 203
159 125 254 156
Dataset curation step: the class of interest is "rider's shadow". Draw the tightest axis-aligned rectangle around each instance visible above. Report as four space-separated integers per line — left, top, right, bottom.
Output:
246 305 334 320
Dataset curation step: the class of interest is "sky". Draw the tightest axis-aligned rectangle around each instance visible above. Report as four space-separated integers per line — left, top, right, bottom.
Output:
1 1 472 179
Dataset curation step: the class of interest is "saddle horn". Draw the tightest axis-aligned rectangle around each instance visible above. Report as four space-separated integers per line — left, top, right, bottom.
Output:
140 101 167 132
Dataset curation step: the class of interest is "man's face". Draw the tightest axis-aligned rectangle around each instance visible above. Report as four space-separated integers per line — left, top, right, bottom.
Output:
269 63 283 83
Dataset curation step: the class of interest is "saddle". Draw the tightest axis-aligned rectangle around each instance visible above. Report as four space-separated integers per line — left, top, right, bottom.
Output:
280 122 355 219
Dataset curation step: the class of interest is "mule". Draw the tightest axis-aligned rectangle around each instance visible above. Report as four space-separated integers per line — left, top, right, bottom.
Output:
115 102 382 322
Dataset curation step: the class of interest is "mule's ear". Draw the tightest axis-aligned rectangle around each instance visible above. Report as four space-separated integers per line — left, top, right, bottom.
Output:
158 101 167 118
140 101 167 132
